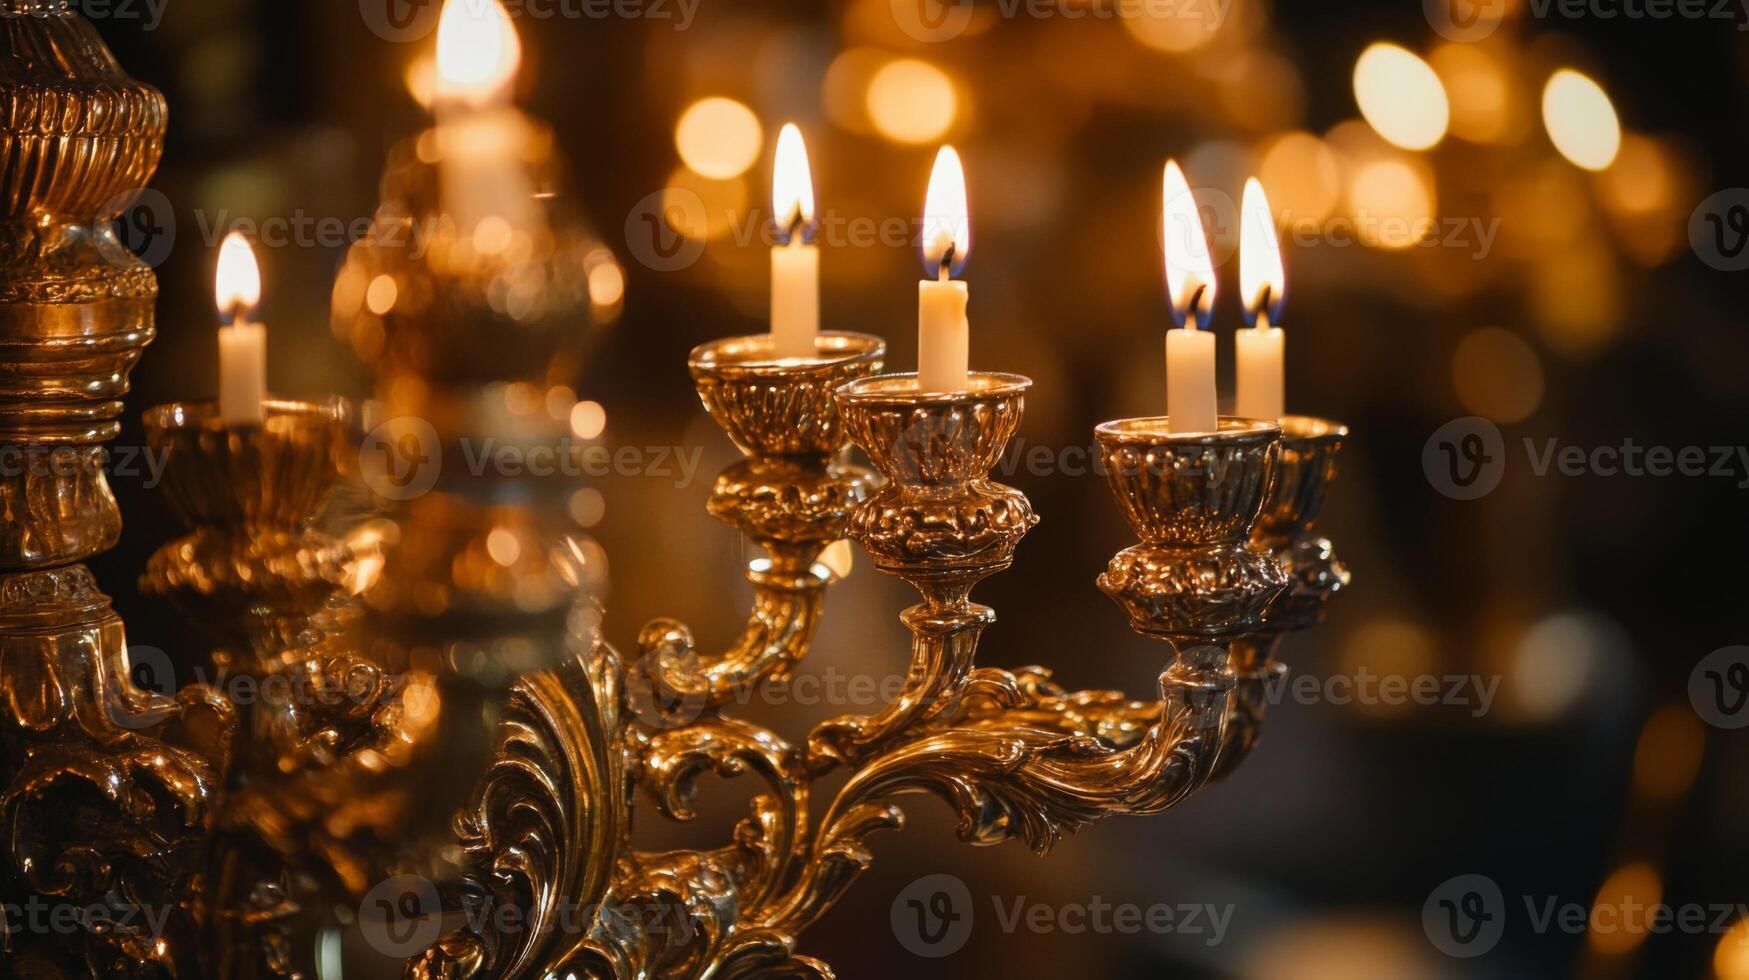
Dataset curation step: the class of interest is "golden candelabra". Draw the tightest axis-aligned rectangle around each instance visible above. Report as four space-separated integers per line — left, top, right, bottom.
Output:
0 7 1350 977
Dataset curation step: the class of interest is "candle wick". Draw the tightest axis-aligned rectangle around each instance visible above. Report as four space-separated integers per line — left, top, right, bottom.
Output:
1251 285 1274 330
1183 283 1207 330
785 210 806 246
937 243 955 281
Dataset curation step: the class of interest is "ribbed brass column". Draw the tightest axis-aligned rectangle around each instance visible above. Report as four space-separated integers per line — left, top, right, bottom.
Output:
0 4 230 974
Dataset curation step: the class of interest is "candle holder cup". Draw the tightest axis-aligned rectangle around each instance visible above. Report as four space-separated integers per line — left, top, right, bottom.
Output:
139 398 353 655
1094 418 1289 654
1214 415 1351 781
835 372 1037 602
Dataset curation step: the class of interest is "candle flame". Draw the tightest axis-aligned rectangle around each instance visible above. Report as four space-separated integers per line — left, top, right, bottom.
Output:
772 123 816 244
435 0 521 107
215 232 261 324
1162 160 1215 330
1239 177 1285 328
921 145 969 278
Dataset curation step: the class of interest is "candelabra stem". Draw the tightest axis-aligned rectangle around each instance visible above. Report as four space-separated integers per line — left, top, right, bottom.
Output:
807 600 993 773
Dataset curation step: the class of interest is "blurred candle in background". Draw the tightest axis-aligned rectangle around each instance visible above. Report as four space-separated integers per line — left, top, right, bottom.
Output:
918 145 970 393
771 123 820 359
1161 160 1217 434
432 0 533 247
216 232 266 424
1236 177 1286 421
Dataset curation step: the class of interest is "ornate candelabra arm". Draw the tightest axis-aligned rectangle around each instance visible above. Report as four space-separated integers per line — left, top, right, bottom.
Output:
806 373 1036 772
764 655 1232 941
632 334 882 719
408 643 626 980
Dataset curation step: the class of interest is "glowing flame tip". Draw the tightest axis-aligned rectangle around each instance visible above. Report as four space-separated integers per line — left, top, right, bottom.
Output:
215 232 261 324
921 145 969 278
435 0 521 107
1239 177 1285 327
1161 160 1215 330
772 123 816 243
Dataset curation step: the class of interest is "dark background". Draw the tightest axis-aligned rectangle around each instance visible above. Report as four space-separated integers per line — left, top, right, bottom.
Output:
85 0 1749 976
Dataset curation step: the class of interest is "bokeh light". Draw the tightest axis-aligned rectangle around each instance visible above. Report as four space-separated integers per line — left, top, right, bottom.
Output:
1543 69 1621 171
675 97 763 178
1632 703 1705 803
1258 131 1342 224
1353 43 1449 151
1588 862 1662 955
662 165 749 242
1429 42 1510 144
570 399 607 439
1348 159 1435 250
1122 0 1225 53
1339 618 1438 720
1716 919 1749 980
866 59 957 144
1452 327 1543 423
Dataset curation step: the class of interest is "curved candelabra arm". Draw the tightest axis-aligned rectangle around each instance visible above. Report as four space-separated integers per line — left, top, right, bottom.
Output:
1208 634 1289 783
632 532 838 722
806 600 994 773
764 651 1232 938
631 335 884 720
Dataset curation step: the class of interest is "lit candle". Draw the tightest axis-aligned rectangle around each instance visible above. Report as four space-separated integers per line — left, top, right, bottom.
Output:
1235 177 1286 421
1161 160 1217 434
770 123 819 359
917 145 970 393
432 0 534 247
215 232 266 424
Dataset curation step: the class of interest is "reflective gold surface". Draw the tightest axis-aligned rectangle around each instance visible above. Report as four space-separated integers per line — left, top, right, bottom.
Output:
0 8 1356 976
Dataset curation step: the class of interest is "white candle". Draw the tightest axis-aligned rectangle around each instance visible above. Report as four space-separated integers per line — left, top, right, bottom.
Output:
918 145 970 392
1165 327 1217 434
1234 317 1285 421
1160 160 1217 434
215 233 266 424
771 123 819 359
1235 177 1287 421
